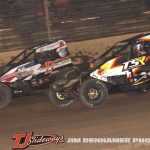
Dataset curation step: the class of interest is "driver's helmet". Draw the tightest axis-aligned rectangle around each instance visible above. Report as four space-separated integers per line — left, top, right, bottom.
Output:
133 41 145 55
57 47 68 57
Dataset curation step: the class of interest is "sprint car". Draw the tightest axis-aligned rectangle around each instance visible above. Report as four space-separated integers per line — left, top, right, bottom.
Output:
0 40 85 109
49 33 150 109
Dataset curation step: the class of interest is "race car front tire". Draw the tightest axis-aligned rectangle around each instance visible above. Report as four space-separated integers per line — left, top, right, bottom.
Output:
0 83 12 109
48 79 75 108
79 79 108 109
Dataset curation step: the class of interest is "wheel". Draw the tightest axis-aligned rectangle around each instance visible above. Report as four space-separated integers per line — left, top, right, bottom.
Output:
0 83 12 109
79 79 108 109
48 79 75 108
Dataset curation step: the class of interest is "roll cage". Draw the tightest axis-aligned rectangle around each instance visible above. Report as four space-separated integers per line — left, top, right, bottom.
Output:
0 41 60 76
1 40 64 68
99 33 150 61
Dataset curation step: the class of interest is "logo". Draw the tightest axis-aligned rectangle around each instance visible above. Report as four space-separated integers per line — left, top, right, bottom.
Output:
12 132 65 149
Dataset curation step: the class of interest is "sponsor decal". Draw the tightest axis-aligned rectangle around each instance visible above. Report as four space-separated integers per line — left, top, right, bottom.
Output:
12 132 65 149
39 56 71 74
0 72 18 82
36 42 60 53
17 69 33 79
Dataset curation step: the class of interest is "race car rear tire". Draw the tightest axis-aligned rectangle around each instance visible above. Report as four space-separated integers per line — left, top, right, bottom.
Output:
0 83 12 109
48 79 75 108
79 79 108 109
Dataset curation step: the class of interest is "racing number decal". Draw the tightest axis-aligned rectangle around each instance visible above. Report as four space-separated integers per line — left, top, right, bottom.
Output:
123 60 139 70
123 57 145 71
43 61 55 67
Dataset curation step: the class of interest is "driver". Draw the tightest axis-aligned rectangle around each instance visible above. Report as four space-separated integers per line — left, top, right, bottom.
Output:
134 41 146 56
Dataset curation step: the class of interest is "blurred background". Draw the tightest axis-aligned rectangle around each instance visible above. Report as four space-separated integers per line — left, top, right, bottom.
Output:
0 0 149 52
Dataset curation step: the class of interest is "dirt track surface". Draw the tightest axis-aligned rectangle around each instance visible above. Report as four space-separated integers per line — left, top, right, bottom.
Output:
0 92 150 150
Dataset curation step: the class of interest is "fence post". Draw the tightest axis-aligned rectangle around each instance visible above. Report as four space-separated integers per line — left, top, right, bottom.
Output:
44 0 52 41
